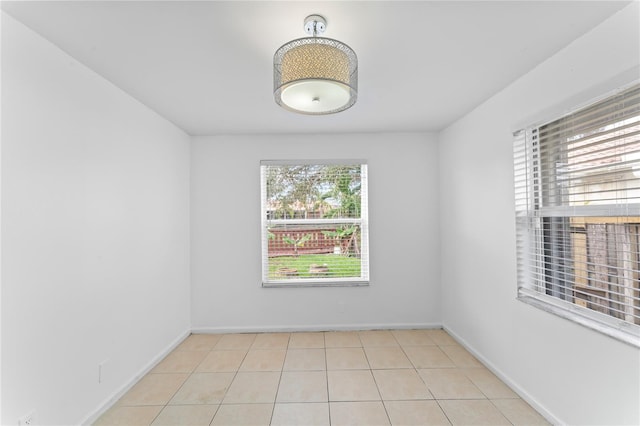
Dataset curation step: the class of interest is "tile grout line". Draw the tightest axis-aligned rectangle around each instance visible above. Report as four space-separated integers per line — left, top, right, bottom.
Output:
375 332 400 425
207 335 241 425
399 330 453 425
213 334 254 426
487 398 517 426
267 333 290 426
203 340 222 426
156 337 221 426
324 332 332 426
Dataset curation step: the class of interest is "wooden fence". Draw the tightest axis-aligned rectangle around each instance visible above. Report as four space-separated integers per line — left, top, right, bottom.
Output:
570 218 640 324
268 228 337 257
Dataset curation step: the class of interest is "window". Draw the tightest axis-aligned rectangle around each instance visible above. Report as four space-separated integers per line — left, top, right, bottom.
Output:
260 160 369 287
514 83 640 346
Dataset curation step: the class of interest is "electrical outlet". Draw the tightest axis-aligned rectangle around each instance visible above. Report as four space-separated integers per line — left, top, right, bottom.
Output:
18 410 36 425
98 359 109 384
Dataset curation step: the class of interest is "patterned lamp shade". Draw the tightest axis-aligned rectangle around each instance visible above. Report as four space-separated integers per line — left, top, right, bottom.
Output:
274 17 357 115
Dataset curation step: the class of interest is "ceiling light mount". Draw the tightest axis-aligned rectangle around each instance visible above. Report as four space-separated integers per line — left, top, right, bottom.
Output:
274 14 358 115
304 15 326 36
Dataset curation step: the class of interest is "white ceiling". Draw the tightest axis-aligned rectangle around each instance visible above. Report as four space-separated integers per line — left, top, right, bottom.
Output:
2 1 632 135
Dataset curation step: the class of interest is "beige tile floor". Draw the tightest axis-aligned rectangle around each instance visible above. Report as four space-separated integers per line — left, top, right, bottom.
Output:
94 329 550 426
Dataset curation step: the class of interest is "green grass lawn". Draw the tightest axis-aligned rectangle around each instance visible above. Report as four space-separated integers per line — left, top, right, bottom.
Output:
268 254 361 279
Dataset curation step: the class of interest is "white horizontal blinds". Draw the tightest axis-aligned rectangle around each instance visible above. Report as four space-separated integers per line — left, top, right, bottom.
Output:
529 218 640 325
515 83 640 328
514 129 540 293
537 85 640 210
261 162 369 285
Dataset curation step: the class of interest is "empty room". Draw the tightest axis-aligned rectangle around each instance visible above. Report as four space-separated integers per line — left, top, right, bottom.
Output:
1 1 639 425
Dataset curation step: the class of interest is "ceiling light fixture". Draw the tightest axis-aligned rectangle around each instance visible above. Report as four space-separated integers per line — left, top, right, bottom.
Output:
274 14 358 115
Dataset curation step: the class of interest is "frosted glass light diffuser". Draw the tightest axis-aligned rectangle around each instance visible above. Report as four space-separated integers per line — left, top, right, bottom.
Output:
274 23 357 115
280 79 351 114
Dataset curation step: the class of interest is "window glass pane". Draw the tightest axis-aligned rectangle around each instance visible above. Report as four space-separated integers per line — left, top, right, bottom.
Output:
539 216 640 324
265 164 362 219
267 223 363 280
261 162 368 286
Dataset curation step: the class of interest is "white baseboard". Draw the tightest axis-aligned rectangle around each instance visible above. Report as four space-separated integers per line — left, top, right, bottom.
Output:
442 325 561 426
80 328 191 425
191 322 442 334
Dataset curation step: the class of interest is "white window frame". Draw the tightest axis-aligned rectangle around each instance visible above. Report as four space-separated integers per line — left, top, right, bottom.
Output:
514 83 640 347
260 159 369 287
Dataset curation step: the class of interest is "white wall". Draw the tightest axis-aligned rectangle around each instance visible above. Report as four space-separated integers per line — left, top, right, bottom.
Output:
438 3 640 425
191 133 439 331
1 13 191 425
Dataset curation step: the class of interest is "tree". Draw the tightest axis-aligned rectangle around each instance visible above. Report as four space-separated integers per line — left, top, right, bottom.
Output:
266 165 325 219
320 165 361 218
282 233 312 257
322 225 357 256
265 164 362 219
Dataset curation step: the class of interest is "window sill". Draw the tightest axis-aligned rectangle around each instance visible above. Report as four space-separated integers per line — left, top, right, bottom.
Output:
517 290 640 348
263 280 369 288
